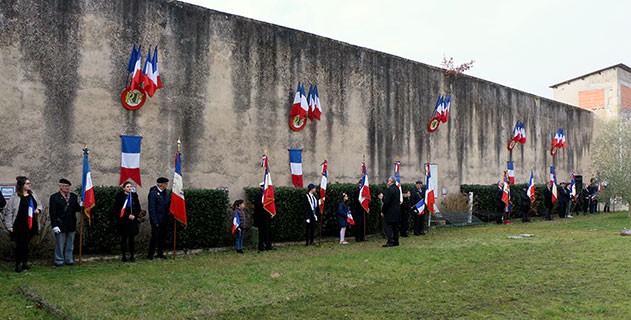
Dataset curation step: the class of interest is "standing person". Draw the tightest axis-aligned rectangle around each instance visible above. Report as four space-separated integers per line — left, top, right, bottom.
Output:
379 176 401 247
351 180 366 242
520 187 531 223
0 196 6 213
400 191 411 237
147 177 170 260
304 184 318 246
114 181 141 262
495 181 505 224
3 176 43 272
410 181 426 235
253 183 275 251
337 193 350 244
558 182 570 219
587 178 599 213
232 199 247 253
543 182 554 221
49 178 81 266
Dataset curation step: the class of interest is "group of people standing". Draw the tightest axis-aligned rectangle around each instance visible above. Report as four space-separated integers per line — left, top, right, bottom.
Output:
0 176 172 272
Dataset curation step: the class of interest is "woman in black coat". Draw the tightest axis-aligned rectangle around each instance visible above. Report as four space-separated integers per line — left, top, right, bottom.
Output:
337 193 350 244
114 181 141 262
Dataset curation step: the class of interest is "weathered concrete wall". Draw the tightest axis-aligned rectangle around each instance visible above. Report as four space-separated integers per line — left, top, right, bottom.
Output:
0 0 594 206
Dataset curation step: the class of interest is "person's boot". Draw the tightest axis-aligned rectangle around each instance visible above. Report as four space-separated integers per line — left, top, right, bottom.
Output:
129 253 135 262
122 254 127 262
14 263 23 273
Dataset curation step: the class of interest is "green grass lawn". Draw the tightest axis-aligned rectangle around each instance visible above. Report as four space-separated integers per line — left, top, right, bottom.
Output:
2 212 631 319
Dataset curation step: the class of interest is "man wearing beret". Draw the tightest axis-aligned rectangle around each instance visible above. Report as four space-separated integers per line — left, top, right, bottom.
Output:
147 177 170 260
49 178 81 266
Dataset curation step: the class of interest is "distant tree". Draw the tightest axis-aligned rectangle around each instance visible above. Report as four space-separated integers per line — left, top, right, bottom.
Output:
441 56 475 77
592 120 631 215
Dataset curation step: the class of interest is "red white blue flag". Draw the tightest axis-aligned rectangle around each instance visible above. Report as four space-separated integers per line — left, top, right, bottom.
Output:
153 46 162 89
394 161 403 204
345 206 355 225
120 135 142 186
81 148 95 222
501 170 510 211
27 197 35 230
130 45 144 91
289 83 308 131
231 211 240 234
512 121 526 144
359 161 371 212
120 191 132 218
307 85 315 121
319 160 328 214
507 161 515 185
440 94 450 123
552 129 566 149
425 163 437 214
413 198 426 216
288 149 303 188
170 151 187 225
262 155 277 216
127 45 138 74
550 166 558 203
299 83 309 118
570 173 577 200
313 85 322 121
142 49 158 97
527 170 535 202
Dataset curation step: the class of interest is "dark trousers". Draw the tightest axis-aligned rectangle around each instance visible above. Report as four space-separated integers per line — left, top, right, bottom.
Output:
589 201 597 213
400 212 409 236
383 221 399 245
496 211 504 224
414 212 428 234
257 219 272 250
14 232 31 266
148 223 167 258
120 234 136 258
521 207 530 222
355 211 366 241
558 203 567 218
305 221 315 245
545 207 553 220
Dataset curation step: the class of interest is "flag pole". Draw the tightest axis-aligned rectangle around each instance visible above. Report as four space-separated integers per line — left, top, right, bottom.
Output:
173 139 181 260
79 207 84 265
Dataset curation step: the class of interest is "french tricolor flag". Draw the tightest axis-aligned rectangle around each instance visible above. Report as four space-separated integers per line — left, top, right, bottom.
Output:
414 198 426 216
81 148 95 222
527 170 535 202
288 149 303 188
394 161 403 204
346 208 355 226
231 211 240 234
120 135 142 186
27 197 35 229
120 191 132 218
550 166 558 203
507 161 515 185
313 85 322 121
170 150 187 225
319 160 328 214
129 45 144 91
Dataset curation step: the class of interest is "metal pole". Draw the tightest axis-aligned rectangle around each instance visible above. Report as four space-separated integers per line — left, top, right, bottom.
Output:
79 208 84 265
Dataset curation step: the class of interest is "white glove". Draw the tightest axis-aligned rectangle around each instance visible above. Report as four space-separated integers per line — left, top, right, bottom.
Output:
52 227 61 234
314 215 318 222
306 219 311 224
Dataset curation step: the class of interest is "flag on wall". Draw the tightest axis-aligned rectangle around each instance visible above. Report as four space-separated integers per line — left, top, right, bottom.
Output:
120 135 142 186
319 160 328 214
129 45 144 91
142 49 156 96
289 82 308 131
81 148 95 222
527 170 535 202
507 161 515 185
440 94 451 123
262 155 277 216
153 46 162 89
313 85 322 120
307 85 315 120
170 150 187 225
359 161 371 212
394 161 403 204
288 149 303 188
127 45 138 74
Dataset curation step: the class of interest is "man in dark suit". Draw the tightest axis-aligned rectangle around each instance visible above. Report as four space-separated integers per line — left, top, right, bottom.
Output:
557 182 570 219
147 177 170 260
304 184 319 246
379 176 401 247
49 178 81 266
520 187 531 222
410 180 426 235
253 183 275 251
543 182 554 221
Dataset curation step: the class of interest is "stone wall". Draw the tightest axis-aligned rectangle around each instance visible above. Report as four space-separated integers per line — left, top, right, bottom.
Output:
0 0 594 206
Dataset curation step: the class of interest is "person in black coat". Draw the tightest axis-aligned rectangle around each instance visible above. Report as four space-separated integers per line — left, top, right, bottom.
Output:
543 182 554 221
304 184 319 246
337 193 350 244
557 182 570 218
379 176 401 247
410 181 426 235
253 183 275 251
147 177 170 260
351 181 366 242
495 181 505 224
520 187 531 223
400 191 411 237
114 181 142 262
49 178 81 266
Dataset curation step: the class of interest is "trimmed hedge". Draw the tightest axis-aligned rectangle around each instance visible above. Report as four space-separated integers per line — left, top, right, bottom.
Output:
460 184 548 221
82 186 230 254
244 183 416 242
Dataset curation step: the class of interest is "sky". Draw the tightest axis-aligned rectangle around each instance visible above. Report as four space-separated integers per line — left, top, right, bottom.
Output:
180 0 631 98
